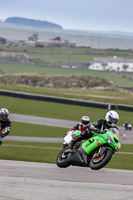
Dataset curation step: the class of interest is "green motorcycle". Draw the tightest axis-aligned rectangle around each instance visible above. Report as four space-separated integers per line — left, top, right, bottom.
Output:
56 128 121 170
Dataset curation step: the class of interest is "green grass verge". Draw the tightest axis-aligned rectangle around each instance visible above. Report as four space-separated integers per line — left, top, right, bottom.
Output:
1 141 133 170
3 141 62 148
0 84 133 105
11 121 68 138
0 95 132 126
106 154 133 170
0 141 61 163
119 144 133 153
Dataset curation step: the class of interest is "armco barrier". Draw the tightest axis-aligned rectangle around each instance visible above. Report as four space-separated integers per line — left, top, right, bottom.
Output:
0 90 116 110
117 104 133 112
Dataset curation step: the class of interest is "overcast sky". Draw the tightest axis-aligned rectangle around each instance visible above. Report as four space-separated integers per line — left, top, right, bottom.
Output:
1 0 133 32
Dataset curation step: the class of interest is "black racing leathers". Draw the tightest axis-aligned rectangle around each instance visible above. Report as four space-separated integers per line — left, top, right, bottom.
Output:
92 118 118 132
68 123 96 149
68 130 93 149
0 119 11 138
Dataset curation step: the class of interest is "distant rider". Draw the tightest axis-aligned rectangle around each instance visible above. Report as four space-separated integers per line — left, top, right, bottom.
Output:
68 116 98 149
123 121 128 130
0 108 11 145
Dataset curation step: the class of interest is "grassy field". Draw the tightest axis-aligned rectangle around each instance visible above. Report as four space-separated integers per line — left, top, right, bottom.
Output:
27 53 102 63
0 141 61 163
0 63 133 88
11 121 68 138
1 44 133 62
0 45 132 54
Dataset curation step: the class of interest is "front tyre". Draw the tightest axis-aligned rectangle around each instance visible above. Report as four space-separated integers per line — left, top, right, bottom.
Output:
89 149 113 170
56 150 70 168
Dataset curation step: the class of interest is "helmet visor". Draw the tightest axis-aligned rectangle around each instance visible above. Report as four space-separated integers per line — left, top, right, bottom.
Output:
1 115 7 120
82 120 89 125
109 115 118 125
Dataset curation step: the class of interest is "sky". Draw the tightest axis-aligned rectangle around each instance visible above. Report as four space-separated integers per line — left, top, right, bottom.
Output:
1 0 133 32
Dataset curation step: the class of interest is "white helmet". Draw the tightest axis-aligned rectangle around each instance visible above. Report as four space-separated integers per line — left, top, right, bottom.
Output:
81 116 90 128
0 108 9 121
105 110 119 127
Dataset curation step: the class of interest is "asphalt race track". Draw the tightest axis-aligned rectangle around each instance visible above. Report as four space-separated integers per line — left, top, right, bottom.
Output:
0 113 133 200
0 160 133 200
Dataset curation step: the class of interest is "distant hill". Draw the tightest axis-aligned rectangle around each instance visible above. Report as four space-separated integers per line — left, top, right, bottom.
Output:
5 17 63 30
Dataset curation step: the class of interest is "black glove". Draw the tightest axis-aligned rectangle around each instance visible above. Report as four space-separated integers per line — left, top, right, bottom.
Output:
81 131 87 136
94 129 100 133
68 140 75 149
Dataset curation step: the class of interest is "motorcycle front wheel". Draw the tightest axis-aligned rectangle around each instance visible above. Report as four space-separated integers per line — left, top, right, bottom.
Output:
56 149 70 168
89 148 113 170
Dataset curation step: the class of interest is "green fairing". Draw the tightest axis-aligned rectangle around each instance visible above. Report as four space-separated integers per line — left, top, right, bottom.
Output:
74 129 121 155
82 134 105 154
75 130 82 136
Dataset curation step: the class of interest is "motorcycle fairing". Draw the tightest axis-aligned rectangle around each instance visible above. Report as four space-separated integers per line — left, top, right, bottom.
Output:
68 147 89 167
82 134 107 155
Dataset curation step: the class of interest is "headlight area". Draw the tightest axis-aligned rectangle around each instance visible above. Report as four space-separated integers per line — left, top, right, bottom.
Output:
107 135 114 144
115 145 121 152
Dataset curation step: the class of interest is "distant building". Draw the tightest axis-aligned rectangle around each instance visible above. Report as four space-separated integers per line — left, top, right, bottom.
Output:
36 36 76 47
51 36 61 41
24 41 36 46
89 56 133 72
1 35 76 48
28 33 38 41
0 37 6 44
6 39 22 46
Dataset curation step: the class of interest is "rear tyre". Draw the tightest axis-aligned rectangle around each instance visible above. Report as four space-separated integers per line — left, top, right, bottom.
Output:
89 149 113 170
56 150 70 168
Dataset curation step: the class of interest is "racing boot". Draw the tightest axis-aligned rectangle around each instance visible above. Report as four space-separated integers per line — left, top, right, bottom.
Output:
68 135 83 149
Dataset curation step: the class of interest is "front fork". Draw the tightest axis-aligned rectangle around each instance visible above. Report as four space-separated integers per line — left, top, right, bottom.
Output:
93 146 113 159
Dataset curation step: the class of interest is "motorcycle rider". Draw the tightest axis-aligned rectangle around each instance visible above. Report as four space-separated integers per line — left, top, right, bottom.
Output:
68 111 119 150
92 110 119 131
68 116 98 149
0 108 11 145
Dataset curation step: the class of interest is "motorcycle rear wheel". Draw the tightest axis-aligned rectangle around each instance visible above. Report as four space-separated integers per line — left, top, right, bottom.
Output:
89 148 113 170
56 150 70 168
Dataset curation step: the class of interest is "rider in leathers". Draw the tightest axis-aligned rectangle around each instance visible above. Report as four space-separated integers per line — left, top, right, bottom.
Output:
68 116 98 149
92 110 119 131
0 108 11 145
68 111 119 149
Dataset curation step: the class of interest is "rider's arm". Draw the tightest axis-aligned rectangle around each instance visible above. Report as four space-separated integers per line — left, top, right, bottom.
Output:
71 123 79 130
1 127 10 138
1 121 11 138
92 119 104 130
88 123 101 133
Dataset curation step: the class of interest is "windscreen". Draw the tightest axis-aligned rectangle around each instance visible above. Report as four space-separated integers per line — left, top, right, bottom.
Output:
109 128 119 139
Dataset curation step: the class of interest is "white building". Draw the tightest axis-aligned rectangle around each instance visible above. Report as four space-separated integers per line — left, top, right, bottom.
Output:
36 38 76 48
89 56 133 72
